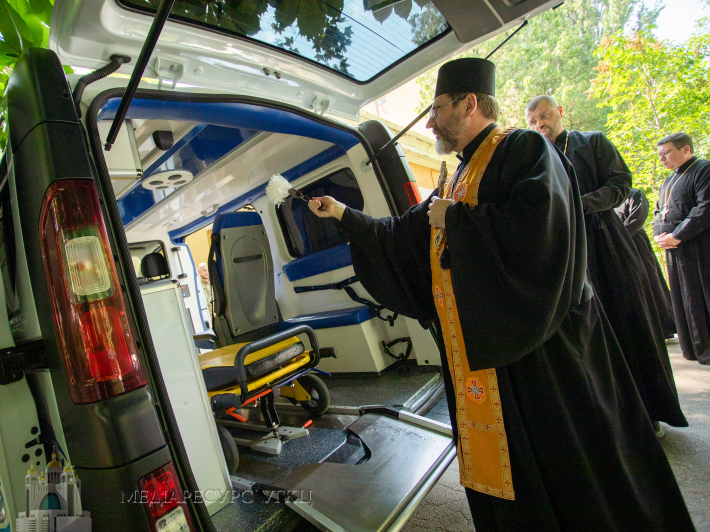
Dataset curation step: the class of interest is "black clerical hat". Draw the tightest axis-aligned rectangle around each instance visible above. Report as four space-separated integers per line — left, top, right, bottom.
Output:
434 58 496 98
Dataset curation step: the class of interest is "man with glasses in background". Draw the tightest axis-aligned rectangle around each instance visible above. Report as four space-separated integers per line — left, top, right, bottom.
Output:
525 95 687 436
654 132 710 365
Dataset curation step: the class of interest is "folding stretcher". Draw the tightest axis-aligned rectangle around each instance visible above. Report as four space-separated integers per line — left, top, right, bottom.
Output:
199 212 333 470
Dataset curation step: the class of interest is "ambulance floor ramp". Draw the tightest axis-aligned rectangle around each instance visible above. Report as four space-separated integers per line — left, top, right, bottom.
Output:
265 412 454 532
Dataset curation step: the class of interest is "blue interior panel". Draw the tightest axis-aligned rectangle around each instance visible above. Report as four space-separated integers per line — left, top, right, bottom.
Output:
213 212 263 234
278 306 376 331
99 98 360 152
117 124 258 226
283 243 352 282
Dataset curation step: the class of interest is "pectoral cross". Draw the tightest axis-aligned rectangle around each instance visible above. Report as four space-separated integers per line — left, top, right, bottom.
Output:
661 207 669 221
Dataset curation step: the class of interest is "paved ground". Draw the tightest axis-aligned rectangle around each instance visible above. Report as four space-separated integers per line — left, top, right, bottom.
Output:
403 342 710 532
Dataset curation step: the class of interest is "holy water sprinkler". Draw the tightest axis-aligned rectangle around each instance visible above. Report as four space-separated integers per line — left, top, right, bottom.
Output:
266 174 327 210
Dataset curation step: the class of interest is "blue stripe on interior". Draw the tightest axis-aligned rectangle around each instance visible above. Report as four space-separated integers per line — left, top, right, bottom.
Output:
277 306 375 331
117 125 256 226
213 212 262 234
167 144 345 240
283 243 352 282
99 98 360 152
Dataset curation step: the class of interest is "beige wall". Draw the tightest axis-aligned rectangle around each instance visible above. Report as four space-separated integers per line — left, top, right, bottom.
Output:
184 226 212 269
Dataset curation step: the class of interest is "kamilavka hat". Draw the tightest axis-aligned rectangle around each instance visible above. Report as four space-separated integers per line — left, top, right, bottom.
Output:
434 58 496 98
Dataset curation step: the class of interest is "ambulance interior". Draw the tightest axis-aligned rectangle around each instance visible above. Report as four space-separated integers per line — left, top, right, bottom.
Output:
94 90 454 530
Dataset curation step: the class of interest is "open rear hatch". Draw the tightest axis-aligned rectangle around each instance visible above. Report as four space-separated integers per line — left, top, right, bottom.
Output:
50 0 560 118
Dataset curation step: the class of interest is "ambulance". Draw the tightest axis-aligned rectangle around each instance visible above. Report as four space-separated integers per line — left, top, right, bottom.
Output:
0 0 558 530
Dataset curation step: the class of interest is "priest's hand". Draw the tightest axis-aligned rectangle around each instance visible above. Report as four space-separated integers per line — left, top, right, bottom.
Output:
428 196 454 229
308 196 345 221
654 232 681 249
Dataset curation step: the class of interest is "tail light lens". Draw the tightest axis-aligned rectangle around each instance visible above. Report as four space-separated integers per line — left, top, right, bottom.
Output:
40 179 145 404
403 181 422 206
139 462 196 532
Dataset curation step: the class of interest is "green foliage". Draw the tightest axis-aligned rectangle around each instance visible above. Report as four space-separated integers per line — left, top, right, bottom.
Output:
0 0 54 152
591 29 710 261
415 0 659 132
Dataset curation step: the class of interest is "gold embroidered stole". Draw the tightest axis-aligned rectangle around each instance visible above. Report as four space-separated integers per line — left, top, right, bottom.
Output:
430 126 515 500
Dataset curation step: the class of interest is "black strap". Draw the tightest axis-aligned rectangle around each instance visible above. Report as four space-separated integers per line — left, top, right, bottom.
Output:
294 276 398 326
208 232 227 319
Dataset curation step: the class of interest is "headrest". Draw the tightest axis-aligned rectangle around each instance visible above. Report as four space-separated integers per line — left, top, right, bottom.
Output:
140 253 170 279
212 211 263 235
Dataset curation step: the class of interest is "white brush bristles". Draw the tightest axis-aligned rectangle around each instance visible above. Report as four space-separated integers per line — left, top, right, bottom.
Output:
266 174 292 206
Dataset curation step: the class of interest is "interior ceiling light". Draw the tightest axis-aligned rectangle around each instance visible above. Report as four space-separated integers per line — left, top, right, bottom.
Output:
142 170 193 190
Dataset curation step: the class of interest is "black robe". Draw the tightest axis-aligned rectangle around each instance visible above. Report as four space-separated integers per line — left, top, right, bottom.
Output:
556 130 686 427
616 188 676 339
653 156 710 365
340 126 694 531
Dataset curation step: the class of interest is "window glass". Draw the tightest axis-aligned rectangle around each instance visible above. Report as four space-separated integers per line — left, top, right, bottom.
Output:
277 168 364 257
128 240 169 280
119 0 449 82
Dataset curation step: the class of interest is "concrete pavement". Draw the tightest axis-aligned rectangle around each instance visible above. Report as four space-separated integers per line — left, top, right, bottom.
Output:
404 343 709 532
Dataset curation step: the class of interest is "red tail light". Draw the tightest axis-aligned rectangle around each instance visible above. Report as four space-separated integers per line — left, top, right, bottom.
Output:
40 179 145 404
403 181 422 206
139 462 196 532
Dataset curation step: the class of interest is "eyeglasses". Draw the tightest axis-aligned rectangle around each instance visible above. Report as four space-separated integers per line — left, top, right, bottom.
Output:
429 97 465 119
658 147 679 159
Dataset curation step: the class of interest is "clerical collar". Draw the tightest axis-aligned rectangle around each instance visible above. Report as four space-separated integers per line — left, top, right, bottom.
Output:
554 130 568 151
675 156 698 173
457 123 498 166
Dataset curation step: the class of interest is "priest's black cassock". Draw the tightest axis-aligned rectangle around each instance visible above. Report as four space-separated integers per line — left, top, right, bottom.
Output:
554 130 686 427
616 188 676 339
653 156 710 364
339 125 693 531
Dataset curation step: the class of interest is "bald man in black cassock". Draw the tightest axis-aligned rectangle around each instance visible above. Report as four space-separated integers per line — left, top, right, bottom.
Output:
526 95 687 432
308 58 694 532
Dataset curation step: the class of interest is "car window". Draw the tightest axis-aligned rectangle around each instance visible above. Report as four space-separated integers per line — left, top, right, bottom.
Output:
118 0 450 82
277 168 364 257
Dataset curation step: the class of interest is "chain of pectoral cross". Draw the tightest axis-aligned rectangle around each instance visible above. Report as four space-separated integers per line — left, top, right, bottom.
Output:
661 159 699 221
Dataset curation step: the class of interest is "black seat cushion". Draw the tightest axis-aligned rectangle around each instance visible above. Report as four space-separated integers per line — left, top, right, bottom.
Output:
141 253 170 279
202 342 305 392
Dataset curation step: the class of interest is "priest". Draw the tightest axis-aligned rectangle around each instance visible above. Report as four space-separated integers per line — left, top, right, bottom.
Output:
309 59 694 531
616 188 676 339
653 132 710 365
525 95 687 432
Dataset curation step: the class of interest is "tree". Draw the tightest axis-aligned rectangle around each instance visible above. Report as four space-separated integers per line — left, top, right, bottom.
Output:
591 29 710 259
415 0 659 132
0 0 55 152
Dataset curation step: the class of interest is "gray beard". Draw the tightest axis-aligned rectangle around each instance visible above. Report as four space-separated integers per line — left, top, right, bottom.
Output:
434 111 467 155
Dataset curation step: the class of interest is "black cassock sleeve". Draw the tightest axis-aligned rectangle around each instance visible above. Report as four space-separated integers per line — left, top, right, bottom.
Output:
615 188 649 237
673 165 710 242
341 196 437 327
581 133 631 214
444 131 588 370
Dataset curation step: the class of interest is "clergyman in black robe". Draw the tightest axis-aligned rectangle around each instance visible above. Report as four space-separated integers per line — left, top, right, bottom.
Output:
308 59 694 532
654 132 710 365
616 188 676 339
525 95 687 429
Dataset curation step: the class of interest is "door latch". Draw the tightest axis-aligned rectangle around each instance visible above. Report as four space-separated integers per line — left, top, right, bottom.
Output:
154 57 184 90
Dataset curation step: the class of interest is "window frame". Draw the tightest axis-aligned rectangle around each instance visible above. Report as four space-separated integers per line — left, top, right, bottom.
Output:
276 167 364 258
128 239 171 280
